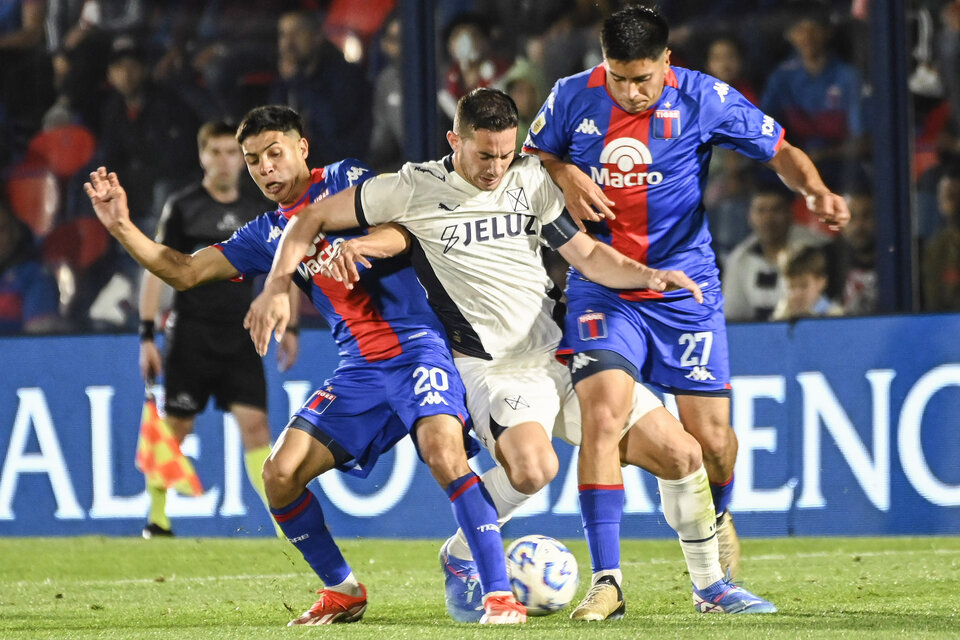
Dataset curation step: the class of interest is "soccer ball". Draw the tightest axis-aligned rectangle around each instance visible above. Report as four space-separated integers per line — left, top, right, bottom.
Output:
505 535 579 616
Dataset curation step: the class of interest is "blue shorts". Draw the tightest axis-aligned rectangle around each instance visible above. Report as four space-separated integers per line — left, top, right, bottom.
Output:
288 334 474 478
561 279 731 395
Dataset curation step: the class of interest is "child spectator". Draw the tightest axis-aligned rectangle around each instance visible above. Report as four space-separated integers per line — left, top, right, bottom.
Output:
772 244 843 320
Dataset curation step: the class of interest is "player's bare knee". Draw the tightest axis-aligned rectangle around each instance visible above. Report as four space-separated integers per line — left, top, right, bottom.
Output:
659 440 702 479
422 446 468 486
262 457 301 507
507 449 558 494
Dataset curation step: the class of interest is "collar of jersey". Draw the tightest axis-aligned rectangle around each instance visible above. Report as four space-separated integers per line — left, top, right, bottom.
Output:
442 155 482 195
277 167 326 219
591 64 680 115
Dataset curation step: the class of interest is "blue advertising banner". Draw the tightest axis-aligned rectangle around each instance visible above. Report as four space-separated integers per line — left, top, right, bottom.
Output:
1 313 959 538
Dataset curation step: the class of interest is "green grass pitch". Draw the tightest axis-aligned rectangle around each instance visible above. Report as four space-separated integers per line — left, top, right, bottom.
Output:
1 536 958 639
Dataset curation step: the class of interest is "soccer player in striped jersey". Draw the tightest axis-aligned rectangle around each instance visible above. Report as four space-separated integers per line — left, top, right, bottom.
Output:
84 105 525 626
245 88 775 620
523 4 849 617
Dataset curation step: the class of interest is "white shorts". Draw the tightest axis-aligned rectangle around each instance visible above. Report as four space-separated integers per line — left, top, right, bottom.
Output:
455 351 663 456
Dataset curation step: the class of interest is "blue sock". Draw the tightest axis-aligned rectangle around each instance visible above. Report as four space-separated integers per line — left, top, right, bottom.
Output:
271 490 351 586
710 475 734 516
446 472 510 595
579 484 624 573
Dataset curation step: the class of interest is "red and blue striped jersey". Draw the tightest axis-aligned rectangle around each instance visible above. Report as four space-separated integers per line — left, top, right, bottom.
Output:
216 160 445 362
524 64 786 300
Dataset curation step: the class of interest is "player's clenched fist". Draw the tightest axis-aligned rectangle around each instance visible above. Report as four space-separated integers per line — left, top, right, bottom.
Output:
84 167 131 232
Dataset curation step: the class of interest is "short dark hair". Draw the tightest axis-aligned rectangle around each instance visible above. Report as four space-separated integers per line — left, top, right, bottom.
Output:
786 0 832 29
236 105 305 144
454 88 518 136
752 175 795 204
601 4 669 62
197 120 237 151
782 244 828 279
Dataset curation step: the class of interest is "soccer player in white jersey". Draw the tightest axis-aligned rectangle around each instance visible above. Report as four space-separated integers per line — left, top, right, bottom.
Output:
245 88 776 620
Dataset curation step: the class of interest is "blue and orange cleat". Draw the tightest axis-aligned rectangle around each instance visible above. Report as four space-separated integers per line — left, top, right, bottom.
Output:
693 578 777 614
439 536 484 622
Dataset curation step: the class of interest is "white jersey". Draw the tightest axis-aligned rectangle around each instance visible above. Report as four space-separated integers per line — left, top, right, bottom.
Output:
357 153 571 359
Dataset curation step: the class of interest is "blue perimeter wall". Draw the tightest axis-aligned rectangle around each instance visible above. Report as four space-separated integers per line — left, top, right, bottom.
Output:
1 312 959 538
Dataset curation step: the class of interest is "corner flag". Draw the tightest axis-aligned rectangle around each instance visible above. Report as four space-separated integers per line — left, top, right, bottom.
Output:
135 389 202 497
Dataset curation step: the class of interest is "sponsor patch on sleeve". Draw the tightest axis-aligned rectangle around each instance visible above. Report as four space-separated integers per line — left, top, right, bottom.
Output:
531 113 546 135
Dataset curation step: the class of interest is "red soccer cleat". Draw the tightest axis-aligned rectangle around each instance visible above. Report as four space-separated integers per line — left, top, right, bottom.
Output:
287 584 368 626
479 592 527 624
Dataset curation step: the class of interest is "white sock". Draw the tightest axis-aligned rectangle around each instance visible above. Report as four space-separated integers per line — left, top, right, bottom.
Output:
448 466 532 560
592 569 623 587
658 465 724 590
326 572 362 596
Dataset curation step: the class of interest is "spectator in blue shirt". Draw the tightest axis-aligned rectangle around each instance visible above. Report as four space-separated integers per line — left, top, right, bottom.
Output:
760 1 865 177
0 200 62 334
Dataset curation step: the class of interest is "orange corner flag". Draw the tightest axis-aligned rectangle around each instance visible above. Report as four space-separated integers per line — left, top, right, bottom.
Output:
135 391 203 497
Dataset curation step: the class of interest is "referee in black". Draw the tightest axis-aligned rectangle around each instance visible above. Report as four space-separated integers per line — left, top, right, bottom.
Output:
138 120 299 537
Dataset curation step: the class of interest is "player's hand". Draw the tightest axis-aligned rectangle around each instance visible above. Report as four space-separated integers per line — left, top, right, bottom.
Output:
556 164 616 228
806 191 850 231
139 341 163 382
646 268 704 304
244 279 291 356
276 329 299 372
83 167 131 233
320 240 371 290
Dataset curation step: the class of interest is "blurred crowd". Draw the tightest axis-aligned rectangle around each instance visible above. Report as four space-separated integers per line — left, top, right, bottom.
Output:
1 0 959 335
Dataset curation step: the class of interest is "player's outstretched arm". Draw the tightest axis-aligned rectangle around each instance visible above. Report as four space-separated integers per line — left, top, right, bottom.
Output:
766 141 850 231
84 167 239 289
529 149 615 224
558 232 703 302
322 224 410 289
245 186 364 355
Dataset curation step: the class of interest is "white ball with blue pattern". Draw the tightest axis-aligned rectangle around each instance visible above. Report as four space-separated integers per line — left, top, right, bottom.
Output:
505 535 579 616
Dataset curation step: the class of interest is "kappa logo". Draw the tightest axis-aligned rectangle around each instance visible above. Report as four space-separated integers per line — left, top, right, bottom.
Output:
267 225 283 242
419 391 449 406
505 187 528 212
344 165 369 185
504 395 529 410
713 81 730 103
685 366 717 382
570 353 598 373
575 118 602 136
591 138 663 187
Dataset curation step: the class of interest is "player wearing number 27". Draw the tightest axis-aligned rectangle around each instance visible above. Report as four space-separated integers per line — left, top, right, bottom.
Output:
522 5 850 605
